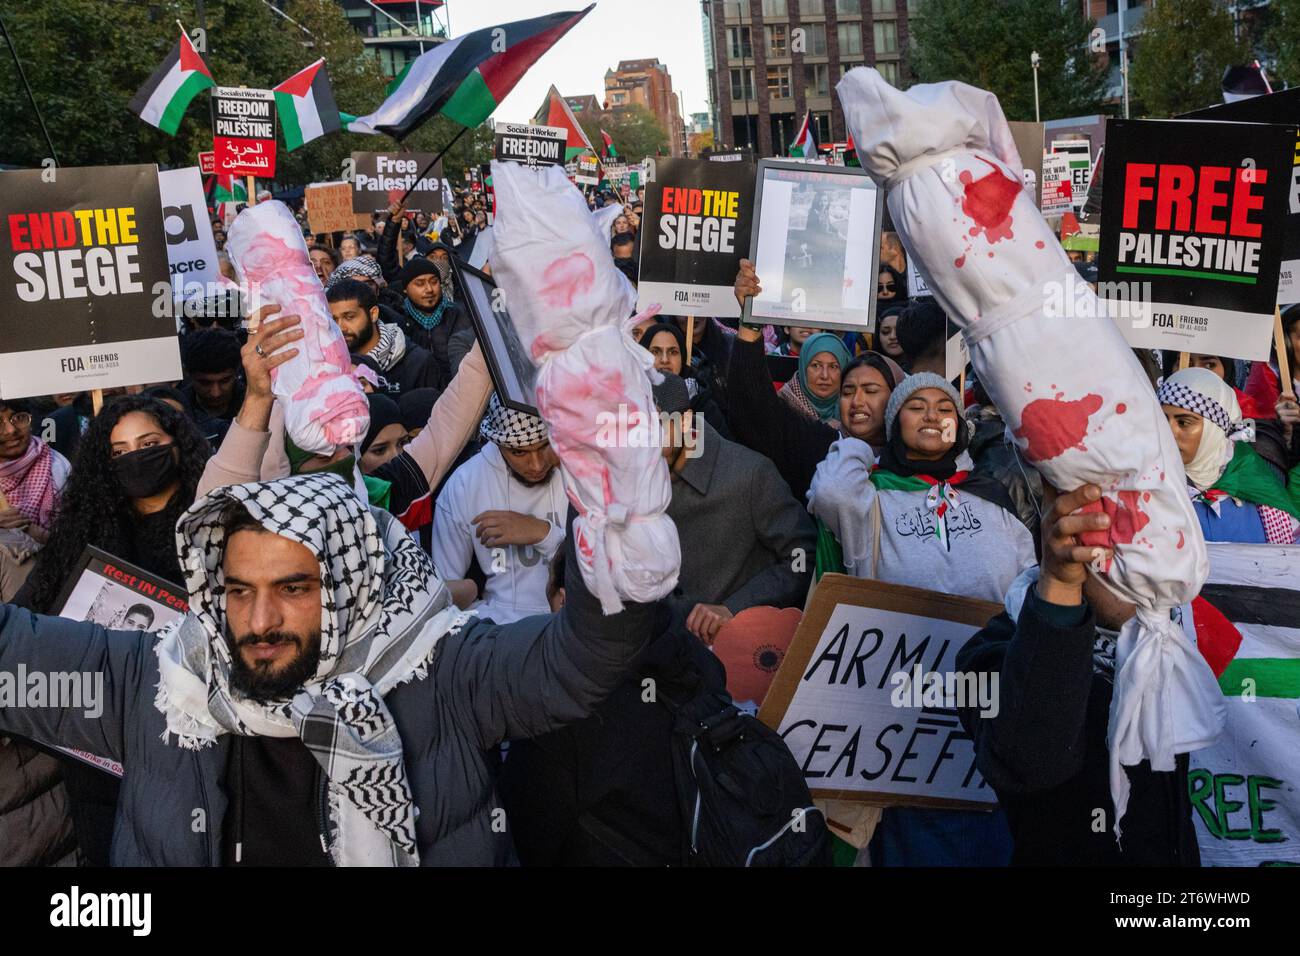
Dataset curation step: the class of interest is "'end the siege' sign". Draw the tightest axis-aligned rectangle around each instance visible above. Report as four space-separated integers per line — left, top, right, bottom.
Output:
0 164 181 397
1098 118 1293 360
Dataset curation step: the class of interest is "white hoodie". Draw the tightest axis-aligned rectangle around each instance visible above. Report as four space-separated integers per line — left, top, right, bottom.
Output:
431 442 567 624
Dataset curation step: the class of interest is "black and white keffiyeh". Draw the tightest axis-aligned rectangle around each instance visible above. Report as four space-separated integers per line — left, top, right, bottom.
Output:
1156 378 1253 442
478 393 549 449
368 321 408 374
1157 368 1255 490
153 473 475 866
325 254 384 290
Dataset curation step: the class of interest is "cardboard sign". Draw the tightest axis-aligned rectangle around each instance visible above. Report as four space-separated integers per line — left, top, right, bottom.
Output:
198 151 215 175
351 152 444 214
576 155 600 186
0 164 181 398
52 545 190 779
493 122 566 167
636 157 755 319
1051 138 1091 208
1040 152 1074 217
906 257 931 299
158 167 218 304
1183 543 1300 866
746 160 883 332
305 181 371 234
212 87 277 178
1181 88 1300 306
1097 118 1293 360
758 575 1001 809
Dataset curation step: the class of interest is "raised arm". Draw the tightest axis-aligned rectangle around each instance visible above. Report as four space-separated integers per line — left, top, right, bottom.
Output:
399 339 493 490
807 436 880 575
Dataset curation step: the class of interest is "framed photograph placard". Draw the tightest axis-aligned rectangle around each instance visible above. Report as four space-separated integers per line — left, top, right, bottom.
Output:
451 256 539 416
744 160 883 333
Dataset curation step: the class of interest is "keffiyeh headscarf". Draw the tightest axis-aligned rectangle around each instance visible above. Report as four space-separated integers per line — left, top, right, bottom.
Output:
479 393 548 449
325 254 383 290
368 322 409 373
1157 368 1253 491
0 436 56 528
154 473 475 866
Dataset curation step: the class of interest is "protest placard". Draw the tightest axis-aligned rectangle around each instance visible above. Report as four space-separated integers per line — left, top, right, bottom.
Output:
946 320 969 383
1052 138 1091 209
1097 118 1293 359
0 164 181 398
305 181 371 234
494 122 566 167
453 257 537 414
198 151 215 175
158 167 218 305
758 574 1000 809
1182 88 1300 306
906 257 931 299
636 157 754 319
50 545 190 779
1040 152 1074 217
211 87 277 178
351 152 445 213
1183 543 1300 866
746 159 882 332
575 155 600 186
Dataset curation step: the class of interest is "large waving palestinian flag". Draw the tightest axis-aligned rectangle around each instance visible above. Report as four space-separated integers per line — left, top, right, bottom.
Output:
129 28 215 136
349 5 593 139
541 85 597 161
1186 542 1300 866
274 59 341 150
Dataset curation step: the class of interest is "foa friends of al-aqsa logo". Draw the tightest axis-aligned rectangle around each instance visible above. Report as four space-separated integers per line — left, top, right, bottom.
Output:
60 351 121 375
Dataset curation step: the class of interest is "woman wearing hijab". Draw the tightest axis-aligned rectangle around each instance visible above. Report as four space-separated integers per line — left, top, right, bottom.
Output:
809 373 1035 868
637 322 731 439
1159 367 1300 544
778 332 851 427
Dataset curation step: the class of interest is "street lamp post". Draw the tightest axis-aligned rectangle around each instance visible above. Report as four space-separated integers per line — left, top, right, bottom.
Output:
1031 50 1040 123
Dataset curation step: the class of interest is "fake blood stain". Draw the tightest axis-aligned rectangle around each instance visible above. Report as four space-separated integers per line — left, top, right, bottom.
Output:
959 158 1019 244
1013 393 1104 461
539 253 596 308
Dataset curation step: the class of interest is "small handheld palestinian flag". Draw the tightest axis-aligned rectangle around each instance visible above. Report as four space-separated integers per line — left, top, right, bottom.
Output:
274 59 341 150
350 5 593 139
601 128 618 160
129 24 214 136
790 110 817 158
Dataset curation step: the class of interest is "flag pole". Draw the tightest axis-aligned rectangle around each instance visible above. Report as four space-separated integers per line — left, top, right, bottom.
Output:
0 14 59 168
397 125 470 206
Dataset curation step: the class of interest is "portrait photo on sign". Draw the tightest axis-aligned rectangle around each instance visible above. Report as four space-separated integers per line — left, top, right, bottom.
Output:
745 160 883 333
453 257 538 415
54 546 187 634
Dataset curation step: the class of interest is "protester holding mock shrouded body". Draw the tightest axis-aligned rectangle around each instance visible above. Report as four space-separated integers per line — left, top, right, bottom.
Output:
0 472 668 865
727 260 904 504
654 373 815 644
1159 368 1300 544
431 396 566 625
809 373 1034 866
956 483 1199 865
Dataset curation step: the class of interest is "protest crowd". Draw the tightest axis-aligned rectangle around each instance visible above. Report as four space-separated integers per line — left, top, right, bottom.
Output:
1 5 1299 877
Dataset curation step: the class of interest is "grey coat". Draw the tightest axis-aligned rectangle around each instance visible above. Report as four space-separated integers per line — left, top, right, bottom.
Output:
0 532 655 866
665 420 815 622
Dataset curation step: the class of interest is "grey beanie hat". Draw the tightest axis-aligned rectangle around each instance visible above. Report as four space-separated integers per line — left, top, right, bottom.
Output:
651 372 692 416
884 372 963 441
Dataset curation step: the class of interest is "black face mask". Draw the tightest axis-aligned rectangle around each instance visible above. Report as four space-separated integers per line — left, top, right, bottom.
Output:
111 443 180 500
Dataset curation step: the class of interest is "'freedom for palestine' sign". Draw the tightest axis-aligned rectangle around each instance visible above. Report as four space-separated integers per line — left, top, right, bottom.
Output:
212 87 277 178
494 123 566 168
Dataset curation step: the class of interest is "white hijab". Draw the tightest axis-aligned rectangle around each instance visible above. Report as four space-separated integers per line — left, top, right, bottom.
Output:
1158 367 1253 491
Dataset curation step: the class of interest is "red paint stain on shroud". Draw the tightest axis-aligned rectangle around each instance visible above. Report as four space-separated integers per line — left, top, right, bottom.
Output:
538 253 595 308
959 158 1020 244
1013 393 1104 462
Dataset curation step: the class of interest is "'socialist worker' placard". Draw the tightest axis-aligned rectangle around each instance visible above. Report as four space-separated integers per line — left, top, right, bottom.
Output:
494 123 566 167
351 152 444 214
757 575 1001 810
1098 118 1293 361
211 87 277 178
636 157 754 320
0 164 181 398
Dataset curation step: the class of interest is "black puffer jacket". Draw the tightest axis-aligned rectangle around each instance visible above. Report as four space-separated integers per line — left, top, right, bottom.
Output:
966 405 1043 546
0 738 78 866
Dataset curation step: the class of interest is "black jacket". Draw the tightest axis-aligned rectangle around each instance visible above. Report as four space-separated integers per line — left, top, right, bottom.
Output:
966 407 1043 545
956 591 1199 866
724 334 836 503
394 301 476 393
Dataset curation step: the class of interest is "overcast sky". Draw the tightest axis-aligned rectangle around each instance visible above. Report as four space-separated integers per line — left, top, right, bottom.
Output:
445 0 713 123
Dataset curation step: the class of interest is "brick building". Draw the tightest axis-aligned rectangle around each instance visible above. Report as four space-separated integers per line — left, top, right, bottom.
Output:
701 0 920 156
604 58 686 157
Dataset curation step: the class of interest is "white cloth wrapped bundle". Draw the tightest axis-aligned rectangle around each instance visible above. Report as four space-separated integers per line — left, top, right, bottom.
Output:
489 161 680 613
838 68 1224 836
226 201 369 454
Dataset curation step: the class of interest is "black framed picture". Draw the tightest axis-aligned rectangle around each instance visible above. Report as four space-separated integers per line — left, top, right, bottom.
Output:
451 255 539 415
54 545 189 634
743 159 884 333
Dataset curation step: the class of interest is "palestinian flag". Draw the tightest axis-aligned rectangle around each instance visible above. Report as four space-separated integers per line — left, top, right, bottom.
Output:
541 85 598 161
212 174 247 223
274 59 341 151
790 111 816 158
349 5 593 139
1186 542 1300 866
601 128 618 159
129 28 215 136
